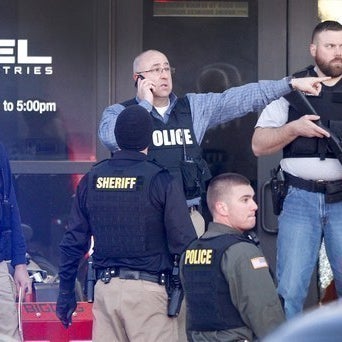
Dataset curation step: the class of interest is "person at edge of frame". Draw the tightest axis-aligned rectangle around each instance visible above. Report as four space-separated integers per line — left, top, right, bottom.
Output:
252 20 342 319
0 142 32 342
56 105 197 342
180 172 285 342
98 49 330 238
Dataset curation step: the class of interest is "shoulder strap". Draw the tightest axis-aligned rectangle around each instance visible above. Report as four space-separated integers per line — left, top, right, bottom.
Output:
292 65 315 78
121 98 138 107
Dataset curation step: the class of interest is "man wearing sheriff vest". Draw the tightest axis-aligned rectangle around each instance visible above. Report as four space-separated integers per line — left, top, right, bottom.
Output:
181 173 285 341
56 105 197 342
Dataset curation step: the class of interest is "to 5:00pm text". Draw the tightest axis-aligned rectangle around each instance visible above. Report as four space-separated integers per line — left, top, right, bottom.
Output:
2 99 57 114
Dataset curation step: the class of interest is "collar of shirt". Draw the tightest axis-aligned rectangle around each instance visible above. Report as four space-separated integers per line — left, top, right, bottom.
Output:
203 222 242 239
111 150 148 162
136 92 178 124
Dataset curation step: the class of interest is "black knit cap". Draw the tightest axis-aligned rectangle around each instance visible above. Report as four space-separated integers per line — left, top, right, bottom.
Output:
114 105 153 151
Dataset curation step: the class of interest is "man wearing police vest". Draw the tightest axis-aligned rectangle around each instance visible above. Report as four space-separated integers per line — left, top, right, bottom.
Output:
56 105 197 342
99 49 329 237
181 173 284 341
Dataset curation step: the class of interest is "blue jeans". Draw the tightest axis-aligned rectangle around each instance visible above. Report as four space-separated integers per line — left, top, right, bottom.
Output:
277 186 342 319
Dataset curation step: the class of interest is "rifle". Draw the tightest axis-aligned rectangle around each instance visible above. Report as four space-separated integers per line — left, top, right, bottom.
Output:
287 90 342 165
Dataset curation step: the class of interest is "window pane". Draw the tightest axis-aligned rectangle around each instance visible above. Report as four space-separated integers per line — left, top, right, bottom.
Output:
14 174 79 267
14 173 87 299
0 0 97 161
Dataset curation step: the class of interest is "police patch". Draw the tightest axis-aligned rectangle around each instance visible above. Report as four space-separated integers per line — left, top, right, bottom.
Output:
184 248 214 265
92 175 143 191
250 257 268 269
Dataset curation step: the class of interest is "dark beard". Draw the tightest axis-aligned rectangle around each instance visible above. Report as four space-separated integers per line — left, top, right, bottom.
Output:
315 56 342 77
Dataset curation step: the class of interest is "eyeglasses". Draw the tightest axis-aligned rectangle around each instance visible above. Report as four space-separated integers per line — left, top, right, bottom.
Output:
136 66 175 76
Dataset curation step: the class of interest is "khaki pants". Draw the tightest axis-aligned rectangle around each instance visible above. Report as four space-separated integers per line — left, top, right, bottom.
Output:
92 278 178 342
189 207 205 238
0 261 21 341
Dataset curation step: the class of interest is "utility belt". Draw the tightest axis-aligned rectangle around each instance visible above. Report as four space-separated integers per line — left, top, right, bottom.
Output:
95 264 183 317
96 267 166 285
285 172 342 203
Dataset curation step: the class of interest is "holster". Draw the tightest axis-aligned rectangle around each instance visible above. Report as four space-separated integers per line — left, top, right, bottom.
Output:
179 128 211 200
166 272 183 317
180 160 201 199
86 256 96 303
180 158 211 199
166 255 183 317
270 167 288 216
325 180 342 203
167 285 183 318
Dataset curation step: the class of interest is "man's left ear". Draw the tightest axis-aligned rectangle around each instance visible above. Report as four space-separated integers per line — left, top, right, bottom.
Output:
215 201 228 216
309 43 317 58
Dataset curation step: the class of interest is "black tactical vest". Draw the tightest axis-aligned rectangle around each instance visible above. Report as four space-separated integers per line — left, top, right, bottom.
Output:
121 97 211 199
182 234 253 331
284 66 342 159
86 158 168 259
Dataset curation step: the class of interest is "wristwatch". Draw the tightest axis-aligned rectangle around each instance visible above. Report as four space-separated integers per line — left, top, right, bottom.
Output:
288 76 296 91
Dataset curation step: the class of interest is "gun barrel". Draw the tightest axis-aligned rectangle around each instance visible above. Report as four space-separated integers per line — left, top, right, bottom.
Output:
295 90 318 115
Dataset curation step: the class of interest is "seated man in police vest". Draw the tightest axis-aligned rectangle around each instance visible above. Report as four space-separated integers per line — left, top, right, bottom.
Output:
56 105 197 342
181 173 285 342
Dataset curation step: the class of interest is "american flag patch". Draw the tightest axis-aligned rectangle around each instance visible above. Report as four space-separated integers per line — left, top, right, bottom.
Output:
250 257 268 269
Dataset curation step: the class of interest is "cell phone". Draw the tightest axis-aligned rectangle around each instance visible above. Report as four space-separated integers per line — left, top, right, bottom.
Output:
134 74 145 88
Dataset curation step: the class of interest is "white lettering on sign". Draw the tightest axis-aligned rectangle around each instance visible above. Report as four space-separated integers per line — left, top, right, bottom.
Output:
0 39 53 76
0 39 52 64
152 128 193 147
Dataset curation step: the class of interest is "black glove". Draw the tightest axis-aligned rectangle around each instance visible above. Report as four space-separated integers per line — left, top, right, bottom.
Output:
56 290 77 328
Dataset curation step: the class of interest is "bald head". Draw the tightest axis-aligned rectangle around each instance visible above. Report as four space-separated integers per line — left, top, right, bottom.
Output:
133 50 169 74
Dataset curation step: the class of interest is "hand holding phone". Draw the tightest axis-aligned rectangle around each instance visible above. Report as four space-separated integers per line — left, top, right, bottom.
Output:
135 74 145 88
135 74 154 104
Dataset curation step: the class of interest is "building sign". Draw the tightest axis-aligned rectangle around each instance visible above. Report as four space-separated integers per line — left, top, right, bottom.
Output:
153 1 248 17
0 1 97 161
0 39 56 117
0 39 53 74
